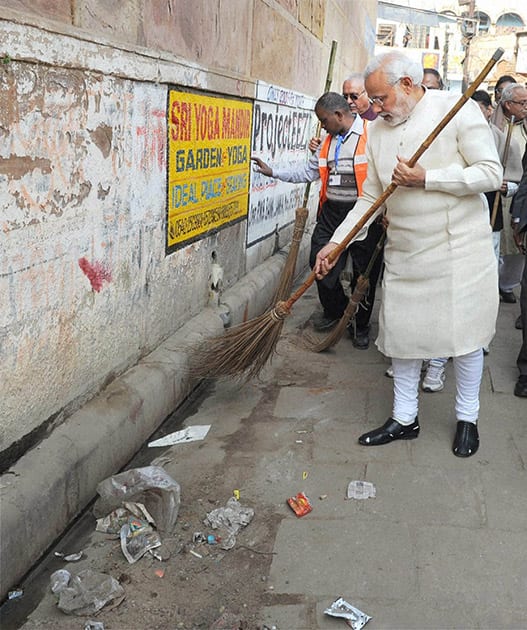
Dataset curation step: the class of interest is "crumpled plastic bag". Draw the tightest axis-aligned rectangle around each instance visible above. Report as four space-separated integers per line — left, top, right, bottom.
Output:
93 466 180 534
50 569 70 594
50 569 125 616
204 497 254 550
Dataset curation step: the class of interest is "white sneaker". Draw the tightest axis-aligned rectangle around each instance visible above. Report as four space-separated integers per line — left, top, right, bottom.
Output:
421 359 446 392
385 365 394 378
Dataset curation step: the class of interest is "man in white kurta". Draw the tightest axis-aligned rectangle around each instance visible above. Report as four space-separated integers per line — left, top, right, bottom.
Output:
315 51 502 458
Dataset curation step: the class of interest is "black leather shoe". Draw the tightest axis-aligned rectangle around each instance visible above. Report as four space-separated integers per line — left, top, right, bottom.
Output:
358 417 419 446
349 325 370 350
499 289 516 303
452 421 479 457
514 376 527 398
515 315 523 330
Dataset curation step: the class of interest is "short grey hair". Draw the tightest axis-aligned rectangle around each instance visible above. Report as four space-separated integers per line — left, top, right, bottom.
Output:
500 83 525 103
343 72 364 84
365 51 423 86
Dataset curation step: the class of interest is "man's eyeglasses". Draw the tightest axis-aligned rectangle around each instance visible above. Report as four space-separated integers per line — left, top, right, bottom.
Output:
368 95 387 106
343 89 366 101
509 100 527 107
368 78 402 107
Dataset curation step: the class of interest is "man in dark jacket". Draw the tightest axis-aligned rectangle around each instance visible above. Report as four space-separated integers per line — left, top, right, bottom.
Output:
511 160 527 397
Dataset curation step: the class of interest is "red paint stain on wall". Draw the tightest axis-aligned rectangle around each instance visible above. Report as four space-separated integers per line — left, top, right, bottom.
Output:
78 257 112 292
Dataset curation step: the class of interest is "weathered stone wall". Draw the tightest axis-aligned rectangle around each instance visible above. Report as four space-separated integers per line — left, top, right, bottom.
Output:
0 0 376 464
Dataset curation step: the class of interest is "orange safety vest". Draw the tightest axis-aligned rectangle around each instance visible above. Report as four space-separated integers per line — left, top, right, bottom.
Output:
317 120 368 207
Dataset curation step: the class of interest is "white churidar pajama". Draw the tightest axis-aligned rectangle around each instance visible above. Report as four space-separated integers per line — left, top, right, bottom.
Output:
392 350 483 424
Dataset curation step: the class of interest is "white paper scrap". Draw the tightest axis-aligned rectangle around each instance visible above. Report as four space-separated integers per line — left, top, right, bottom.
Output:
346 480 376 500
148 425 211 447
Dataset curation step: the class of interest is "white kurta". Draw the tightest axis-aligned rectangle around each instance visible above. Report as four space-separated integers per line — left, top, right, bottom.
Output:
332 90 502 359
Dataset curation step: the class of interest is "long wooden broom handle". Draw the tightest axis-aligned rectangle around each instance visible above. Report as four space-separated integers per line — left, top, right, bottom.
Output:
303 40 338 207
490 114 515 229
282 47 505 311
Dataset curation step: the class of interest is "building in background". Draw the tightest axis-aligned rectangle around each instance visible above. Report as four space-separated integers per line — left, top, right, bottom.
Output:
376 0 527 92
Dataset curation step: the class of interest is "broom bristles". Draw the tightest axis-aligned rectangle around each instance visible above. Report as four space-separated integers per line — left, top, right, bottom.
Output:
303 275 370 352
190 206 309 382
189 301 291 381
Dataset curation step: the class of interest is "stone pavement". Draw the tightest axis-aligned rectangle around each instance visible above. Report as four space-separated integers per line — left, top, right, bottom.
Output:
255 287 527 628
4 279 527 629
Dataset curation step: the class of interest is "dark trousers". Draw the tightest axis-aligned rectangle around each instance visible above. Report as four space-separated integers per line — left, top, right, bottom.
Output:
517 250 527 377
309 200 384 329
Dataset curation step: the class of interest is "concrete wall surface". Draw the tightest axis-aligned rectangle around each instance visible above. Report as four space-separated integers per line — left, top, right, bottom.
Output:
0 0 376 595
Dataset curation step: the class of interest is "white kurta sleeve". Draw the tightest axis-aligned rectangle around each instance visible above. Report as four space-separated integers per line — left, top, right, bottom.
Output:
425 99 502 196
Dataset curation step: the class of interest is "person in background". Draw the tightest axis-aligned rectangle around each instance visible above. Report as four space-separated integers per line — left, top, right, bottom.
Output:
252 91 383 350
306 73 385 349
342 72 378 121
511 160 527 397
492 75 516 108
491 81 527 305
471 90 522 262
422 67 444 91
472 89 523 354
315 51 502 458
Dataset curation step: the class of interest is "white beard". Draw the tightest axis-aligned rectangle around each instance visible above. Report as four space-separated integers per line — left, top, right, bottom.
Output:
380 88 416 126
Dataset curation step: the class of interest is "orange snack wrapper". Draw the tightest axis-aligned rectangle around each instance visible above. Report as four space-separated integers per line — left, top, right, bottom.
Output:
287 492 312 517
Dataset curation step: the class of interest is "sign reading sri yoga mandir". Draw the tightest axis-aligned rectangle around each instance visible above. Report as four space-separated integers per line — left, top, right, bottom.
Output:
167 89 252 252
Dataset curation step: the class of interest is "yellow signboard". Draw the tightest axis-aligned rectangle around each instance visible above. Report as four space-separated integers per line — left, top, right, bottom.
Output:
167 90 252 251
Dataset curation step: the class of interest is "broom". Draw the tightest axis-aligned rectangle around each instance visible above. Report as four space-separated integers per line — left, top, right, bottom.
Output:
304 228 386 352
274 40 338 301
273 206 309 301
191 47 504 380
490 114 515 229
